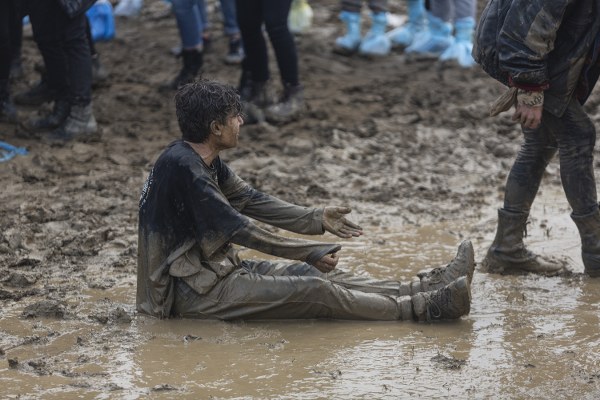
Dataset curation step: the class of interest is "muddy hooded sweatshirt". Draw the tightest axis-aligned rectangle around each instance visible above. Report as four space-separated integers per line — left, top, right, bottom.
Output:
137 140 338 318
473 0 600 117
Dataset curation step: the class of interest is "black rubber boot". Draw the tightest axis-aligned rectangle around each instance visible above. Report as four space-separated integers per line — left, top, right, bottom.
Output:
571 208 600 277
265 83 305 124
162 49 204 91
14 77 54 106
22 100 71 132
482 208 566 276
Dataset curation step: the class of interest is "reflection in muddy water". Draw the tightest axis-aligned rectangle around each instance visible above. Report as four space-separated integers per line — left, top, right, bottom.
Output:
2 200 600 398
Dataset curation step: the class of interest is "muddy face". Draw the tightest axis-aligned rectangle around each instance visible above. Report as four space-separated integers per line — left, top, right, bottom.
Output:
1 0 600 397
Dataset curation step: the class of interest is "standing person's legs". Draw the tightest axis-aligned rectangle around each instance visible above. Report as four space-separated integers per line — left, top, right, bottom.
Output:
484 115 566 275
262 0 306 123
0 0 18 123
8 0 23 79
62 12 92 107
334 0 363 54
220 0 244 64
358 0 391 56
236 0 269 84
25 0 72 131
553 99 600 276
163 0 204 90
235 0 271 123
220 0 240 36
438 0 477 67
405 0 453 56
51 9 98 140
262 0 297 86
550 101 598 216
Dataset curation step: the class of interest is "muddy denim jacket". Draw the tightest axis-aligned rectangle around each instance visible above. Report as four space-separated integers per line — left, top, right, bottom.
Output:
473 0 600 116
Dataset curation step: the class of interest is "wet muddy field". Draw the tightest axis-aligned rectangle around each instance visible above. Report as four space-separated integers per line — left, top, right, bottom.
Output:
2 0 600 398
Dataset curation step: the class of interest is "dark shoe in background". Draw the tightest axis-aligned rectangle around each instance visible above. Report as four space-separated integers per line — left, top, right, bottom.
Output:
22 100 70 132
14 79 54 106
239 79 273 124
265 83 305 124
224 38 244 65
46 103 99 143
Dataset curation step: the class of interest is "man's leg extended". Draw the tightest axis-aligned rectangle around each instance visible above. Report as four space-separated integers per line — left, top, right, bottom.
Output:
172 256 472 321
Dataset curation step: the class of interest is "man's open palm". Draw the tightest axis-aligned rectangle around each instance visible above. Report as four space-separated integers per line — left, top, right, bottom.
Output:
323 207 363 238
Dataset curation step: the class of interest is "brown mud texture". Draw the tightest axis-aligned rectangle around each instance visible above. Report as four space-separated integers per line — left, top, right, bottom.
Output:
2 0 600 399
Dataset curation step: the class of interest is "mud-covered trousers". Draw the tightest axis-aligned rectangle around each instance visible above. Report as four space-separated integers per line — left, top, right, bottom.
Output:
172 260 405 320
503 97 598 218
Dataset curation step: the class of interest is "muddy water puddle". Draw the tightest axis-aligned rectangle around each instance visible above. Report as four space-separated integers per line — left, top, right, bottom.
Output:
2 187 600 398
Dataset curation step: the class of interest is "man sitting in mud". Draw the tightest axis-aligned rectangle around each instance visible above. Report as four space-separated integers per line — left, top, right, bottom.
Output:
137 80 473 322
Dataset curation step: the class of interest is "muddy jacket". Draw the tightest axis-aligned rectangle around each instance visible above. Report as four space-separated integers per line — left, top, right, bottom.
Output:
473 0 600 116
137 140 337 318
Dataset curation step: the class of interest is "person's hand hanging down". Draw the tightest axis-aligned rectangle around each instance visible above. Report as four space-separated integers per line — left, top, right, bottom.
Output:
312 251 340 273
322 206 363 238
512 89 543 130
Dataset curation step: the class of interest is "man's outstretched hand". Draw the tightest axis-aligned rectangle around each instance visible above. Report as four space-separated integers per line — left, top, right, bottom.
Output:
323 207 363 238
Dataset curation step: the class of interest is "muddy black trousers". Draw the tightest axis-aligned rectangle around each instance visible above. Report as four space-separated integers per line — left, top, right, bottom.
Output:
25 0 92 106
235 0 299 86
503 98 598 217
172 260 405 320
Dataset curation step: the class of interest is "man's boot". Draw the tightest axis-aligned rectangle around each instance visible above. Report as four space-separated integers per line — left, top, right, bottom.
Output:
14 77 54 106
387 0 427 49
0 79 18 124
439 17 476 68
162 48 204 91
571 208 600 277
46 103 98 142
405 13 453 58
333 11 362 55
482 208 566 275
358 12 391 57
22 99 71 132
409 276 471 322
399 240 475 295
239 79 273 124
265 83 304 124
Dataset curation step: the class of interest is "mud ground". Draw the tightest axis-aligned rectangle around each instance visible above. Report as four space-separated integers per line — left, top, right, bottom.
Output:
1 0 600 398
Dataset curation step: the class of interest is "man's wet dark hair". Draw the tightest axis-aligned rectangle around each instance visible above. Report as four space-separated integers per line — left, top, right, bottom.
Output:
174 80 243 143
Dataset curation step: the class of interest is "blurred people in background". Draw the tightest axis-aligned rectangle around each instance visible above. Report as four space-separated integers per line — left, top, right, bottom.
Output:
0 0 19 124
236 0 304 124
163 0 243 90
21 0 98 141
334 0 392 57
390 0 476 68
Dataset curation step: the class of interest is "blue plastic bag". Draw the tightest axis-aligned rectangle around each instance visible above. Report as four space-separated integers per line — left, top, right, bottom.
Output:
86 0 115 42
0 141 28 163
